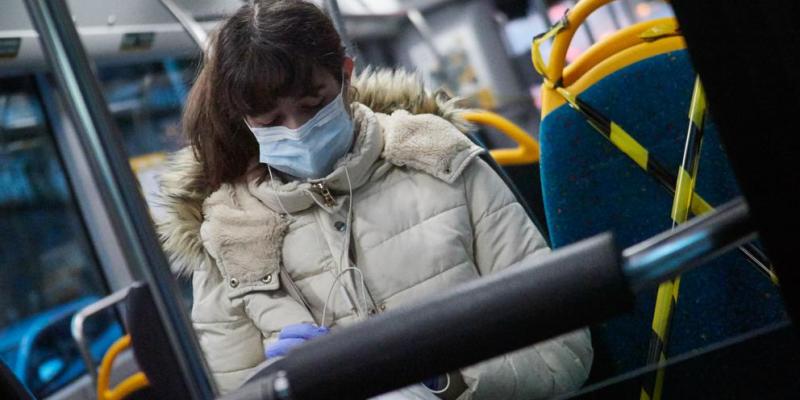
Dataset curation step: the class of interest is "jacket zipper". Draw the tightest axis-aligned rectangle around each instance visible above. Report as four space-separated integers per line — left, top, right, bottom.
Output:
311 183 380 318
311 182 337 207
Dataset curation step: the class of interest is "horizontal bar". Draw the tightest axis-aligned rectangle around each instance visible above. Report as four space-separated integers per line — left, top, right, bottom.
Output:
71 285 135 383
158 0 208 51
622 198 755 291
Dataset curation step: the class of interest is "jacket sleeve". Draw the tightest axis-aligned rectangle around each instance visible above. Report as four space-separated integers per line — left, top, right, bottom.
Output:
456 159 593 400
191 264 316 394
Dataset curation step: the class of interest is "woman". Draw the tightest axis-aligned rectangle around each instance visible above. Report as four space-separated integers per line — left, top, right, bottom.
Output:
158 0 592 398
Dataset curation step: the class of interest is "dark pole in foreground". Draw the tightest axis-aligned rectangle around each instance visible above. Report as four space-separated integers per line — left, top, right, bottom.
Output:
623 199 754 291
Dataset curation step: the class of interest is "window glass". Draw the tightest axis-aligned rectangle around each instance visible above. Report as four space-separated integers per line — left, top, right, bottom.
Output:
0 76 122 397
97 58 195 158
97 58 196 225
97 58 198 304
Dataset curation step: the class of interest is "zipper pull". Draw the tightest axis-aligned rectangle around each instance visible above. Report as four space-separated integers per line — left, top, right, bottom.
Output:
312 182 336 207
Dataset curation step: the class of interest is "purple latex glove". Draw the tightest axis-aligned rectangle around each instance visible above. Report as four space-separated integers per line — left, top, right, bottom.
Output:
265 323 329 359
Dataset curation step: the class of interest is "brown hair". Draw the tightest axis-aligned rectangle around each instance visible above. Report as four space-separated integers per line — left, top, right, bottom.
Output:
183 0 346 189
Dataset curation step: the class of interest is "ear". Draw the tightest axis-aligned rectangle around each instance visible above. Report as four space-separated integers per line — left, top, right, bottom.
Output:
342 57 355 82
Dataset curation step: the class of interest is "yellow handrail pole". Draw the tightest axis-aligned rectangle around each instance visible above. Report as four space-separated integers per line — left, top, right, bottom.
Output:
463 111 540 166
97 335 150 400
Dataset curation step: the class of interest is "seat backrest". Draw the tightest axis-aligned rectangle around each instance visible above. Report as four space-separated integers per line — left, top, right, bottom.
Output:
536 12 786 378
127 284 191 400
540 49 740 248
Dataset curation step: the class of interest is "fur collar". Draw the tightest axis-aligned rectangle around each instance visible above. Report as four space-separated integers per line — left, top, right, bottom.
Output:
157 67 480 276
157 146 216 275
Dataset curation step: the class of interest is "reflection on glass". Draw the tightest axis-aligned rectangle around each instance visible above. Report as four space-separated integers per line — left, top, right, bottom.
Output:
97 58 197 230
97 58 195 158
96 58 198 306
0 77 122 397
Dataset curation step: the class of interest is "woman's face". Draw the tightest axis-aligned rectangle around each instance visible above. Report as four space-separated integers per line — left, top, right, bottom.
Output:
245 59 353 130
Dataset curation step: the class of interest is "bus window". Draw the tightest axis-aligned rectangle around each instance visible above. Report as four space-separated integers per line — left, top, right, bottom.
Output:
97 58 197 224
0 76 122 397
98 58 195 158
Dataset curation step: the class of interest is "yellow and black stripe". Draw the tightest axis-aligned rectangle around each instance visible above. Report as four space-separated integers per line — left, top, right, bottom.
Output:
640 77 706 400
551 86 776 283
531 14 777 399
531 18 775 281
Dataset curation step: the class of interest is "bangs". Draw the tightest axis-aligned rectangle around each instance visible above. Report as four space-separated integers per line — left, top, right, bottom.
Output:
223 47 318 118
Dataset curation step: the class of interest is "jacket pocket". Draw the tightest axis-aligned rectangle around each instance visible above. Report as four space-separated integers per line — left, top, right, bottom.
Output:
200 184 290 299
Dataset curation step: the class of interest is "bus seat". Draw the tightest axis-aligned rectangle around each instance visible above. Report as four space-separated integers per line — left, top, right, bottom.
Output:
96 335 150 400
89 282 192 399
127 284 191 400
535 12 785 379
0 358 34 400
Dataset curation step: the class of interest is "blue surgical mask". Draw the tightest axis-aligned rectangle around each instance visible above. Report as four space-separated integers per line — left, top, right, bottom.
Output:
246 86 354 179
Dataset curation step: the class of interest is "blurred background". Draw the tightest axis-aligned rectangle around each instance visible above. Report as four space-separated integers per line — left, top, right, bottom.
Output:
5 1 787 399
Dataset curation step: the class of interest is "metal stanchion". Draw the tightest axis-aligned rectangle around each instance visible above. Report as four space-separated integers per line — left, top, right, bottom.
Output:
21 0 216 398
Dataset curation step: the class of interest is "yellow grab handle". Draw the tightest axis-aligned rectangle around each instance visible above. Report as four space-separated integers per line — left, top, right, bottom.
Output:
531 0 615 85
535 0 679 86
97 335 150 400
463 111 540 166
544 0 615 84
104 373 149 400
561 17 678 88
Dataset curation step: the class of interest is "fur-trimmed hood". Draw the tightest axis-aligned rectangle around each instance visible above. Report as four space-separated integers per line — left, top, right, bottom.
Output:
157 67 479 276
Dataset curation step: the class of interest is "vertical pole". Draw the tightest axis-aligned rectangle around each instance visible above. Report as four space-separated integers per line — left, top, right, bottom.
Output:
324 0 360 60
21 0 216 397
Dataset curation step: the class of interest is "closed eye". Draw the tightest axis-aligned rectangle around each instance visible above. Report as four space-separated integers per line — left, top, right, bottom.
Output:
246 113 277 127
251 117 277 128
303 97 325 110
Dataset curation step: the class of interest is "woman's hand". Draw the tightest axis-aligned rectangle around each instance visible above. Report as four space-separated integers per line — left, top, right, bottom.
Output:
265 323 329 359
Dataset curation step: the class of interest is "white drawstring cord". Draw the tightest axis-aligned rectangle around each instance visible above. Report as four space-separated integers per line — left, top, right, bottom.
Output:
320 167 369 328
267 164 365 328
320 266 368 329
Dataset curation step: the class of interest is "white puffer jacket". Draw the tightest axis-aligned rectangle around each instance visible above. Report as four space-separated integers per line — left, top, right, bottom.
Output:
157 69 592 398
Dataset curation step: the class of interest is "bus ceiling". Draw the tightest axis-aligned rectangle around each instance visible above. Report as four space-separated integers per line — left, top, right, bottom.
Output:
0 0 461 77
